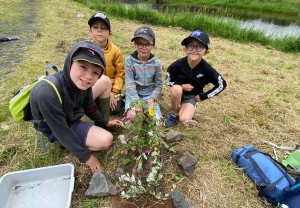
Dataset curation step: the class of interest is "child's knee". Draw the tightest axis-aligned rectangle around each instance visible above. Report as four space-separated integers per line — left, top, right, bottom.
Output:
101 133 113 149
100 75 112 88
170 85 183 96
179 115 192 123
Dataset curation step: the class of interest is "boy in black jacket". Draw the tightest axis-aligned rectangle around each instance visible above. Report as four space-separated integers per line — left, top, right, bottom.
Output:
165 30 227 127
30 41 120 172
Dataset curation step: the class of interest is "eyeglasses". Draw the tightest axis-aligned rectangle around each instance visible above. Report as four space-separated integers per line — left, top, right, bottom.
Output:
186 44 206 52
135 42 153 49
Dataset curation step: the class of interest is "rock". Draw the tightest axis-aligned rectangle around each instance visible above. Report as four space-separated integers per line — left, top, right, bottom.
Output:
114 167 125 180
165 130 184 143
176 150 198 176
171 189 198 208
85 170 117 198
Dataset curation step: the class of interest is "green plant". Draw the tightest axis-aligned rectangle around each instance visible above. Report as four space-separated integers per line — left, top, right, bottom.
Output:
117 100 176 200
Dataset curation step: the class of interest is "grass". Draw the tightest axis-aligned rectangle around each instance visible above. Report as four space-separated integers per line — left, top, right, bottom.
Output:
165 0 300 17
1 0 300 207
74 0 300 53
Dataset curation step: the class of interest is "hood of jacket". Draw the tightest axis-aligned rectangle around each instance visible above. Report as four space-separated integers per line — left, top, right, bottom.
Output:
62 40 106 91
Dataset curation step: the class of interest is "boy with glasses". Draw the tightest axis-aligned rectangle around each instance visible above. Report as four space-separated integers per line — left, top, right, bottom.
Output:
124 26 163 120
164 30 227 127
88 12 125 118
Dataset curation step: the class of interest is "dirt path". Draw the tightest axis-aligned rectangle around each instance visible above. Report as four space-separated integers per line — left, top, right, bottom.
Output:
0 0 39 73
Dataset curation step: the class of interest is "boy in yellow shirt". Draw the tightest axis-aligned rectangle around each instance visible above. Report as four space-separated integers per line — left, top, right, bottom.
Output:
88 12 125 117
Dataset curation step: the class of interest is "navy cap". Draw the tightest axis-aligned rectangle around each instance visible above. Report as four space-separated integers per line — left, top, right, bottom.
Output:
181 30 210 49
88 12 111 31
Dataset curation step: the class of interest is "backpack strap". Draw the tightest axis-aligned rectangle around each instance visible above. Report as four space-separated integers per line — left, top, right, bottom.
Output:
32 65 63 151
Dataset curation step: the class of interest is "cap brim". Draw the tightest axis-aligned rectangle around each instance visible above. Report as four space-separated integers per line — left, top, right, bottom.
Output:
72 55 105 69
181 37 208 49
131 35 153 42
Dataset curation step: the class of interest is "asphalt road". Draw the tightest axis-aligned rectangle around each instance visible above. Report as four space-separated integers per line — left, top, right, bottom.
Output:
0 0 39 73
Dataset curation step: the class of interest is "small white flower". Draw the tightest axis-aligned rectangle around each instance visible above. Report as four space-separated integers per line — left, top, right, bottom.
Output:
148 130 153 136
118 134 127 144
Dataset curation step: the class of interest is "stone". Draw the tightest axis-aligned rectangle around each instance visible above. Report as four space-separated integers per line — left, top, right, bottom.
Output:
176 150 198 176
85 170 117 198
114 167 125 180
165 130 184 143
171 189 198 208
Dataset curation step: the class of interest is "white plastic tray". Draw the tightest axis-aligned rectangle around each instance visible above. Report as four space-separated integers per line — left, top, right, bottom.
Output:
0 163 75 208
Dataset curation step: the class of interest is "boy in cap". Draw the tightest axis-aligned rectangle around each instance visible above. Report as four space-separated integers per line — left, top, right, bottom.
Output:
88 12 125 117
164 30 227 127
30 41 121 172
124 26 163 119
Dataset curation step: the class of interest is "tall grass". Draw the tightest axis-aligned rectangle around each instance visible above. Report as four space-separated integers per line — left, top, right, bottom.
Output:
73 0 300 53
165 0 300 17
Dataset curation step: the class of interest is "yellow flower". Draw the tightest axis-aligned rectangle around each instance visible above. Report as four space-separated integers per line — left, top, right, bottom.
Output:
154 147 158 151
148 108 155 117
120 150 124 155
131 146 137 152
133 156 138 163
155 141 160 146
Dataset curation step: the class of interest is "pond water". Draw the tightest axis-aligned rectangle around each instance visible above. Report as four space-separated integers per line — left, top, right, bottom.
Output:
119 1 300 39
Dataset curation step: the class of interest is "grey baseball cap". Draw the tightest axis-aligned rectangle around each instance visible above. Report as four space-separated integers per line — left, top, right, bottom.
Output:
72 48 105 70
131 26 155 43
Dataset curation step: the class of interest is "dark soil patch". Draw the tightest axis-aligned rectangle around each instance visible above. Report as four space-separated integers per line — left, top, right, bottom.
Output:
0 0 39 75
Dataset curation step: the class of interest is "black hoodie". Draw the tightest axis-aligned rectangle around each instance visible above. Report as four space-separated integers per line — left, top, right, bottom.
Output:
30 41 109 162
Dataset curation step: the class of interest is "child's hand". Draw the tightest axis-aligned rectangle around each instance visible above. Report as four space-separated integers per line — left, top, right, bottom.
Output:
135 107 142 113
110 92 117 111
107 119 121 128
182 84 194 92
86 154 103 173
147 98 154 108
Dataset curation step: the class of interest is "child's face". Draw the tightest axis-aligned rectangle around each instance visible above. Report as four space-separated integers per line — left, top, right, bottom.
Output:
70 60 103 90
89 20 111 44
183 39 209 61
134 37 154 60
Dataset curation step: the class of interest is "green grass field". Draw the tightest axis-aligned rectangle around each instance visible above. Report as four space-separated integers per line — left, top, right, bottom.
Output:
1 0 300 207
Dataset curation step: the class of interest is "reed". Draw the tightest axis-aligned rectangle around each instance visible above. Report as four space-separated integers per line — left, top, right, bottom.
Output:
165 0 300 17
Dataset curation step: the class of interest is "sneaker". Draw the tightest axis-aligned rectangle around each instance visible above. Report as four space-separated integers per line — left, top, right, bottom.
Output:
164 113 178 128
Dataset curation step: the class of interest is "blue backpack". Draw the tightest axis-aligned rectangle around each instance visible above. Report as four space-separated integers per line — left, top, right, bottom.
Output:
231 145 300 207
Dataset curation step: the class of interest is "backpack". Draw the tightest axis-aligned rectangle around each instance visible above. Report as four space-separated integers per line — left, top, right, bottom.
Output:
9 64 63 150
231 145 300 207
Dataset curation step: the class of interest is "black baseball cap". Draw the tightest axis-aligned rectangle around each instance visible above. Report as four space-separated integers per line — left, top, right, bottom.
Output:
131 26 155 44
88 12 111 31
181 30 210 49
72 48 105 70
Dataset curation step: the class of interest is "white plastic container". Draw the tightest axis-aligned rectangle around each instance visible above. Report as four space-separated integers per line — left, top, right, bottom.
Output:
0 163 75 208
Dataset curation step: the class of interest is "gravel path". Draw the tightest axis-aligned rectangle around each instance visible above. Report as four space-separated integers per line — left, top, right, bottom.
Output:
0 0 39 72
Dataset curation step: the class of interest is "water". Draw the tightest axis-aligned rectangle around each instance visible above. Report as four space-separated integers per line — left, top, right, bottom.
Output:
121 1 300 39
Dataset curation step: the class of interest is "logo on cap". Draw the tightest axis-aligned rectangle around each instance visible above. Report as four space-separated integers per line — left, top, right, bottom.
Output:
191 30 202 37
94 12 107 19
136 27 148 35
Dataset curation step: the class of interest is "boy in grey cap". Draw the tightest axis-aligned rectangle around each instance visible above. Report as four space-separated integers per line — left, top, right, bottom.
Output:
30 41 121 172
165 30 227 127
124 26 163 120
